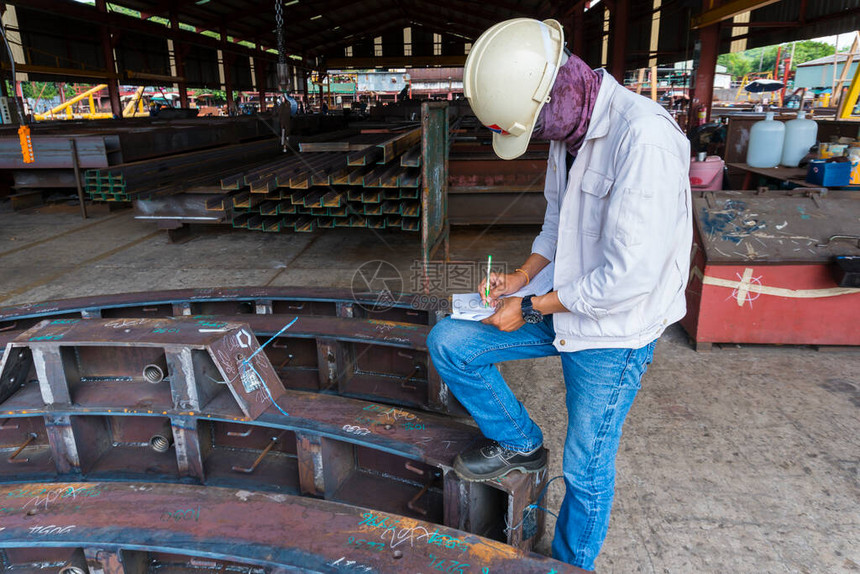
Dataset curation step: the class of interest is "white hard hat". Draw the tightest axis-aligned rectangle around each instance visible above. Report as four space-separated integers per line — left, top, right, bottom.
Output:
464 18 566 160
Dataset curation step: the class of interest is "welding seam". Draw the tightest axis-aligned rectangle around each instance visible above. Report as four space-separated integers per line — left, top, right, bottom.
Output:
691 266 860 305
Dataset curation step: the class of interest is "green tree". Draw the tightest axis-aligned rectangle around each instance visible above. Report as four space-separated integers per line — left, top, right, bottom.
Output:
791 40 836 68
21 82 75 101
717 52 754 79
719 41 836 80
21 83 94 109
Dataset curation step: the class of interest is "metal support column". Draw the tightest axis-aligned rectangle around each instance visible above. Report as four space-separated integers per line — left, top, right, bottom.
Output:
610 0 630 82
221 27 235 114
171 11 188 108
255 40 267 113
95 0 121 117
571 3 585 58
224 54 235 113
691 0 721 127
301 53 310 111
318 69 325 112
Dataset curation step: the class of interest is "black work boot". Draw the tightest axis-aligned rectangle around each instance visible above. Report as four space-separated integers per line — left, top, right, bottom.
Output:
453 441 547 482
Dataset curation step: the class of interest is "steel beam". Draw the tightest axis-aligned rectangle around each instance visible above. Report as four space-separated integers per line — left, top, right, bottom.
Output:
691 0 781 29
0 326 543 551
0 64 114 80
255 53 268 114
610 0 630 83
327 55 468 69
0 288 449 411
170 11 189 109
0 482 584 573
0 136 112 170
5 0 277 64
692 0 721 127
571 2 586 58
449 157 547 189
3 318 284 419
0 401 544 549
0 315 452 415
222 28 236 113
95 0 122 117
0 289 439 326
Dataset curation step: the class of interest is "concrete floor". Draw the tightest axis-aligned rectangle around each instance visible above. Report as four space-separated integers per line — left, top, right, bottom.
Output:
1 202 858 573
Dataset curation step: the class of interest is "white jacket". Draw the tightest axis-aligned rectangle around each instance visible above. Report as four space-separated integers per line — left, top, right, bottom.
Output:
531 70 692 352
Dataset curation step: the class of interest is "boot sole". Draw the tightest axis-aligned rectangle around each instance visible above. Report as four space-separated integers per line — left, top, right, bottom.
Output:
453 462 546 483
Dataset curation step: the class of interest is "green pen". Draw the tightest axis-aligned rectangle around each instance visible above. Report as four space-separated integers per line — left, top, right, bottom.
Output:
484 254 492 307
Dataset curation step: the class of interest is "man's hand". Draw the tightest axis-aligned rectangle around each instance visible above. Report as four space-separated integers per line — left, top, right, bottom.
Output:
482 297 525 332
479 272 528 306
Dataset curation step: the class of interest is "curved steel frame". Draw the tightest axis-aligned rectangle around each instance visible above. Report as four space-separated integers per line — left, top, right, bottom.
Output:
0 481 585 573
0 288 458 415
0 290 562 566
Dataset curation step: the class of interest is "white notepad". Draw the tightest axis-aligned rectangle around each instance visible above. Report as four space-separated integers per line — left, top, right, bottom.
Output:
451 263 554 321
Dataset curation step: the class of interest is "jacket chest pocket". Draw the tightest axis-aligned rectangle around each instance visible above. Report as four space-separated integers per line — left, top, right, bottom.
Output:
579 168 613 237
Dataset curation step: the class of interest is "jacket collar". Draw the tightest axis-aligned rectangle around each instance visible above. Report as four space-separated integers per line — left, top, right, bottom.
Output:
583 69 617 141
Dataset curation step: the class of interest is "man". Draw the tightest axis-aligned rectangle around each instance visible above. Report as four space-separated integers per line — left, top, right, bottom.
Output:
427 18 692 571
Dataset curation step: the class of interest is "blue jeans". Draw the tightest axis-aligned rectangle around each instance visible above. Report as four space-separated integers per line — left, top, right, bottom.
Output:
427 316 655 571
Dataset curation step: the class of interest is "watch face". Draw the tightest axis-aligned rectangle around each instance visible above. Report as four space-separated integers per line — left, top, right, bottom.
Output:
523 311 543 324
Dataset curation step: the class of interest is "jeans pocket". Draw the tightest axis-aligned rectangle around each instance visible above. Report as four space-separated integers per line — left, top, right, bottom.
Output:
643 340 657 366
574 348 643 390
620 343 656 389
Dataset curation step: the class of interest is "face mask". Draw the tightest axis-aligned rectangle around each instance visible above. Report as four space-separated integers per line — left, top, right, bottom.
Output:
531 54 602 156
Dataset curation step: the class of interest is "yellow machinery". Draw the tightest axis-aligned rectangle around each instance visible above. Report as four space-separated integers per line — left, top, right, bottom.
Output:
736 71 774 101
34 85 148 121
121 86 148 118
836 64 860 119
836 34 860 119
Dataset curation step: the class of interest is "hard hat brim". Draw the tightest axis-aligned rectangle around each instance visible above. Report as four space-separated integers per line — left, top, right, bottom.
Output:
492 129 533 160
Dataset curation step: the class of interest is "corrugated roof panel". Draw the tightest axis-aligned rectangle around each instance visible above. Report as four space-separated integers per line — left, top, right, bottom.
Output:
725 0 860 52
13 0 860 78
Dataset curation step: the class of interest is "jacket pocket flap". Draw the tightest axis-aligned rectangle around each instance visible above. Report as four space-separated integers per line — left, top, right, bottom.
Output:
581 168 612 198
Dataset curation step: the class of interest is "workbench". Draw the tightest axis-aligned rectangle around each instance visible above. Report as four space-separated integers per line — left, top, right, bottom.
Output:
727 162 822 190
681 189 860 349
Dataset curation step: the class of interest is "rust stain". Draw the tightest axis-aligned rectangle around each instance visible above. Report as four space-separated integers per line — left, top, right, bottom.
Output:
467 537 522 562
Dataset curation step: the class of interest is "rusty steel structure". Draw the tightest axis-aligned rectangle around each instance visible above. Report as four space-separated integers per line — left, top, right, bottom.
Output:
447 117 548 226
0 288 571 570
0 482 585 573
0 287 455 414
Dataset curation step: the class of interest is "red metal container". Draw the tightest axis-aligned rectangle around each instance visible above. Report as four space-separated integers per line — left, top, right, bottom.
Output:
681 190 860 349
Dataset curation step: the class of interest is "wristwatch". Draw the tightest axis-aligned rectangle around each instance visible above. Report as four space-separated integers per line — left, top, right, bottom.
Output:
521 295 544 324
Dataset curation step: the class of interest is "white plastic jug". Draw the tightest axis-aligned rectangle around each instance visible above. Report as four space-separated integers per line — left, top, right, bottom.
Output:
780 110 818 167
747 112 785 168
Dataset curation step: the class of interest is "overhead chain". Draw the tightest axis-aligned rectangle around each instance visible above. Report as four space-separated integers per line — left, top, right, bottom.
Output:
275 0 290 92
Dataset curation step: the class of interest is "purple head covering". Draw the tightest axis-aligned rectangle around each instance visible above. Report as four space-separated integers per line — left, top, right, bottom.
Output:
532 54 602 155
